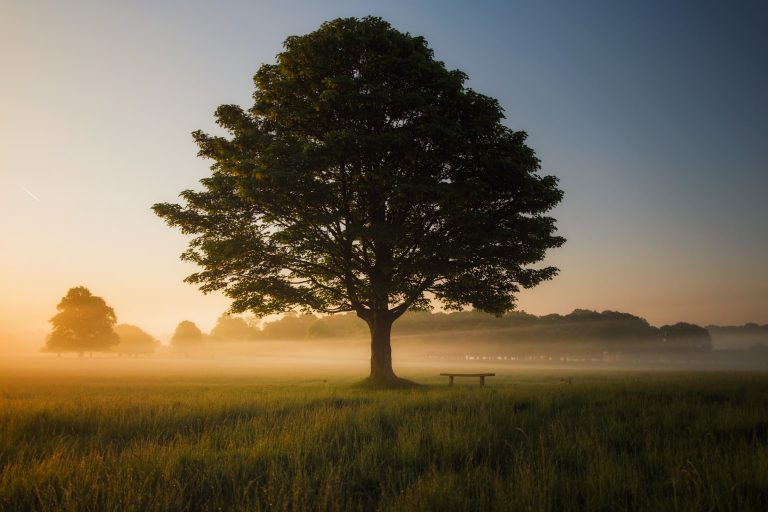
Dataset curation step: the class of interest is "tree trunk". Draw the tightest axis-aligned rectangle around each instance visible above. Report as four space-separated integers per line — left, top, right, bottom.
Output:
367 311 397 383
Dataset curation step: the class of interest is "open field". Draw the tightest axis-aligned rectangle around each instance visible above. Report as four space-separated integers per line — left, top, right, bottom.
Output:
1 360 767 511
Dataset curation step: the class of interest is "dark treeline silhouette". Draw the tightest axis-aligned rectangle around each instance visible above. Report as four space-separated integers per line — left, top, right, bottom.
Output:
707 323 768 351
206 309 766 356
659 322 712 351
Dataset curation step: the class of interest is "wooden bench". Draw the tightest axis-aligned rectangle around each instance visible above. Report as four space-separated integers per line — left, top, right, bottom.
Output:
440 373 495 387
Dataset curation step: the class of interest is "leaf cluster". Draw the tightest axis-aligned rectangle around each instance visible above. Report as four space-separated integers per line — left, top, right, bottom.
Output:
153 17 564 320
46 286 119 353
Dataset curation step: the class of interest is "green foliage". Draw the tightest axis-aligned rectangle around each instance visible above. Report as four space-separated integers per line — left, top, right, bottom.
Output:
171 320 203 347
114 324 160 354
1 372 767 510
152 16 564 321
45 286 119 354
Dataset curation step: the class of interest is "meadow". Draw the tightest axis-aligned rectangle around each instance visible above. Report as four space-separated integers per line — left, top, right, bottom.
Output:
1 361 767 511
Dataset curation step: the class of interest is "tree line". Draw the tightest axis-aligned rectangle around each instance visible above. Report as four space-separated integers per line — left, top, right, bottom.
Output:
44 286 766 356
204 308 721 352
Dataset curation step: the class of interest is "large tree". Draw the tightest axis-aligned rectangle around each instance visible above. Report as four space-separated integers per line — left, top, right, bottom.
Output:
153 17 564 385
46 286 119 356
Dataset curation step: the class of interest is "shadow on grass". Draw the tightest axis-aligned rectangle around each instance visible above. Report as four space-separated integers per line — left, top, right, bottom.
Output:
351 376 427 390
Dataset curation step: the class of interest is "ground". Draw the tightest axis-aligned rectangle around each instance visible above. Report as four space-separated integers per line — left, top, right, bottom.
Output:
1 360 767 511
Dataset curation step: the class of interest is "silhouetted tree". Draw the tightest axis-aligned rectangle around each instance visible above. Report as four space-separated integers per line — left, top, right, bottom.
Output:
153 17 564 385
660 322 712 351
114 324 160 355
707 323 768 350
45 286 119 356
210 313 260 340
536 309 660 342
306 312 368 339
171 320 203 349
260 312 317 339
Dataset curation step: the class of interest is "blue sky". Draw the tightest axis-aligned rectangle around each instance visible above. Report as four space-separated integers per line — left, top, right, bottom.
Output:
1 0 766 340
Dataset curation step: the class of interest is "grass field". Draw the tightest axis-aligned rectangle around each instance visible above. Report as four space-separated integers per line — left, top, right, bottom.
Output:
1 363 767 511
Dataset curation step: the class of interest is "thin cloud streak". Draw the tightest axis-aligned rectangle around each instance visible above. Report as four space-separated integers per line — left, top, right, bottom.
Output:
20 185 40 202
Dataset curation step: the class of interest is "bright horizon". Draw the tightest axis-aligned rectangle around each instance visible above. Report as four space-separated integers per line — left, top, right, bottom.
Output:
2 1 767 345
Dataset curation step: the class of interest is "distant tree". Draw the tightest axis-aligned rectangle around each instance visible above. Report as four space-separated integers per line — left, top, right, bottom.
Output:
45 286 119 356
171 320 204 349
557 310 659 342
210 313 260 341
114 324 160 355
660 322 712 351
260 312 318 340
307 312 368 339
152 17 564 385
306 320 334 339
706 323 768 350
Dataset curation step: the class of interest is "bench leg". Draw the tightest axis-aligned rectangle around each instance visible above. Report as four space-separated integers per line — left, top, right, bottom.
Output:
449 376 454 386
480 376 485 387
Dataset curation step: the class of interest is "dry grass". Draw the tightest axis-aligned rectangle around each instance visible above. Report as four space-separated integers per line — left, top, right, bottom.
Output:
1 366 767 511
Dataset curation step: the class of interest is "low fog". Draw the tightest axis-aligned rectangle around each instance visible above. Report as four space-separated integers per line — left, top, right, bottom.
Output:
3 310 767 380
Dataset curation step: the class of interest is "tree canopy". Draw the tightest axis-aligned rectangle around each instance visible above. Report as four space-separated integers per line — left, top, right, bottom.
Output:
171 320 204 348
153 17 564 384
660 322 712 351
210 314 259 341
45 286 119 355
114 324 160 354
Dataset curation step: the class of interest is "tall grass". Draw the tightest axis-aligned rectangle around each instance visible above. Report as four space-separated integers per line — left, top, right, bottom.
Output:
1 372 767 511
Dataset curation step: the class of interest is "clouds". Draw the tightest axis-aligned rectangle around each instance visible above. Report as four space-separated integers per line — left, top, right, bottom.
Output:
20 185 40 202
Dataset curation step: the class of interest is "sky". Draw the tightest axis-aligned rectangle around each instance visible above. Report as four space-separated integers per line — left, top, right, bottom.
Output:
1 0 766 344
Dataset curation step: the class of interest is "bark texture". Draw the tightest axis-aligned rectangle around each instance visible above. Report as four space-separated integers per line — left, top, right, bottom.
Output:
366 312 397 383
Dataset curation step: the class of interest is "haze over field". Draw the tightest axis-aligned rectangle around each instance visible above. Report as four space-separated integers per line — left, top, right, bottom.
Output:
2 4 768 510
1 1 767 353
